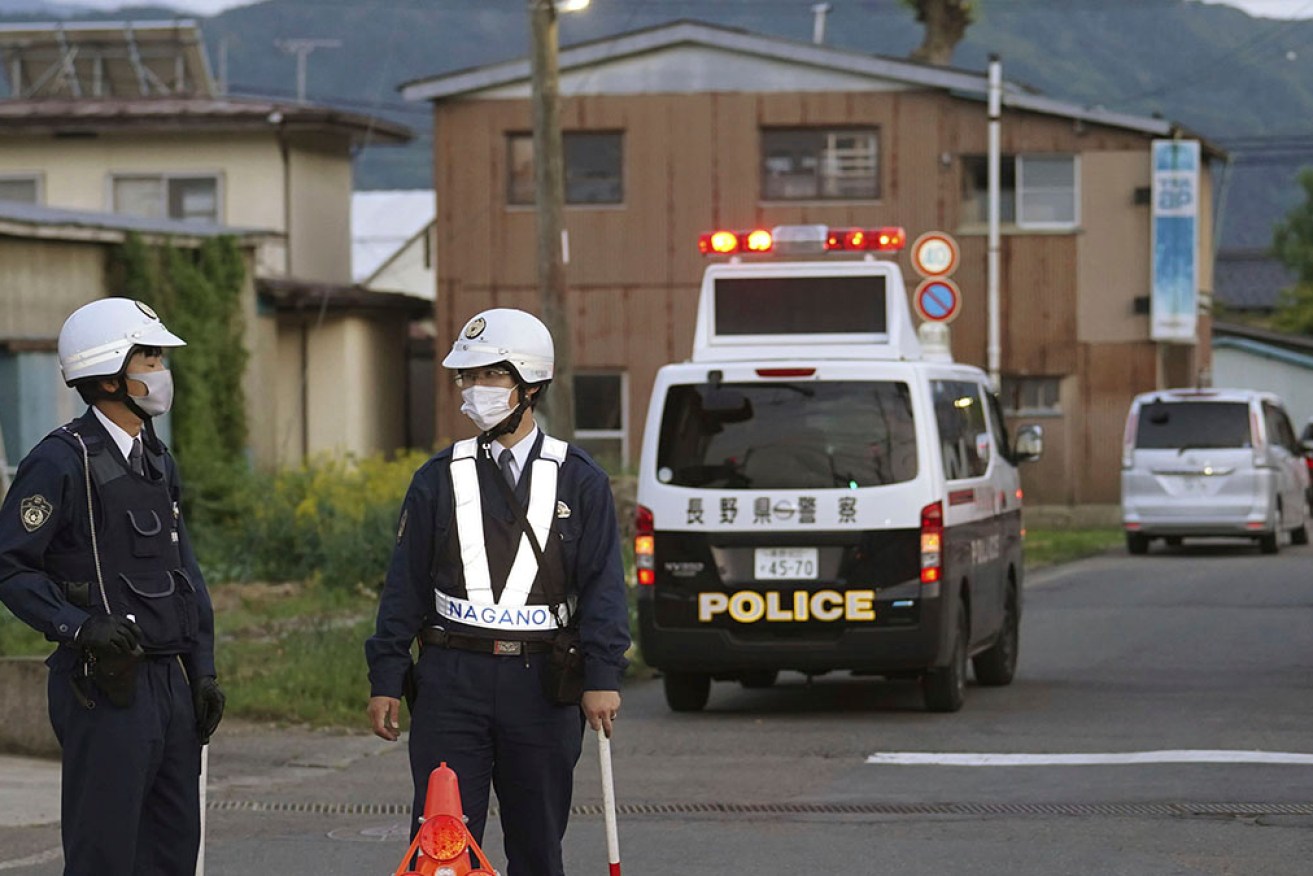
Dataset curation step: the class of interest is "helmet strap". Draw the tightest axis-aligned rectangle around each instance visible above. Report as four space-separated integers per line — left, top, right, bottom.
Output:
479 384 535 444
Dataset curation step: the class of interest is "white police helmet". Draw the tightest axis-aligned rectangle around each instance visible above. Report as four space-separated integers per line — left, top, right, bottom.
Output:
442 308 554 383
58 298 186 385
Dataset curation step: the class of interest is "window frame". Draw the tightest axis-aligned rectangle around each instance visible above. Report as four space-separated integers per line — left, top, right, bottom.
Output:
759 126 882 203
960 154 1079 230
107 171 223 223
1000 375 1063 417
506 131 626 208
1015 154 1080 230
573 370 629 465
0 173 43 204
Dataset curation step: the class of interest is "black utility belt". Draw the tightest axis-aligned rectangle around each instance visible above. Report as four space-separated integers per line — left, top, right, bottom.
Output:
419 628 554 657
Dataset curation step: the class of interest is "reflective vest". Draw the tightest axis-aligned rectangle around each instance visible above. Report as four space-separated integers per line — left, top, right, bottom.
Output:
435 435 572 635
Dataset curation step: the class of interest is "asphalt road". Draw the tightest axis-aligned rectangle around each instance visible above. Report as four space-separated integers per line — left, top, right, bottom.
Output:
4 539 1313 874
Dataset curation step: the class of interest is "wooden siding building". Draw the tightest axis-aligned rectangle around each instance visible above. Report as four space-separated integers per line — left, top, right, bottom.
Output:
402 21 1217 506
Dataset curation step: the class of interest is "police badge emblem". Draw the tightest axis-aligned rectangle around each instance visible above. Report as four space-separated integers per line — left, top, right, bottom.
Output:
20 495 53 532
464 317 487 339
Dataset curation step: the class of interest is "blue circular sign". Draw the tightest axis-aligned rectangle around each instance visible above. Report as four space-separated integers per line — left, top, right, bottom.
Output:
914 278 961 323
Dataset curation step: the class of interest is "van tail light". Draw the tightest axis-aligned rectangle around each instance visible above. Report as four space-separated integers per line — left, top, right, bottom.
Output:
1251 410 1267 468
920 501 943 589
1122 410 1138 469
1304 455 1313 478
635 504 655 586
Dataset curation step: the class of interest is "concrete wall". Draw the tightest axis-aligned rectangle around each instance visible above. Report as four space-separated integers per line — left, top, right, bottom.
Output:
287 136 354 284
0 657 58 757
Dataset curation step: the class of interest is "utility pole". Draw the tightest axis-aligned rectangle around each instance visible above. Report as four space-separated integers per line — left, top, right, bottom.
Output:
530 0 575 439
275 38 340 103
987 54 1002 390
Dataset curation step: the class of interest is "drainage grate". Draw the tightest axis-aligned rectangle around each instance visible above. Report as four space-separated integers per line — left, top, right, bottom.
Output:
209 799 1313 819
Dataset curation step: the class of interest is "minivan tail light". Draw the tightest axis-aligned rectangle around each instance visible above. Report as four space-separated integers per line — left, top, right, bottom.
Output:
635 504 655 586
920 501 943 587
1122 409 1138 469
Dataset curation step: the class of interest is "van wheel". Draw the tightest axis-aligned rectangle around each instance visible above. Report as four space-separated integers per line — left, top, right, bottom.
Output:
923 607 967 713
1260 507 1281 554
973 586 1019 687
1291 508 1309 546
1126 533 1149 555
663 672 711 712
739 670 779 689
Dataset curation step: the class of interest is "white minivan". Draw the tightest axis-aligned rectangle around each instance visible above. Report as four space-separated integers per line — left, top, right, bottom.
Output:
635 225 1043 714
1121 388 1310 554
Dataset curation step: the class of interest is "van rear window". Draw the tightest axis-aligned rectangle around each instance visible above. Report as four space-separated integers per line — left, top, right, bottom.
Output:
656 381 917 489
1135 401 1251 449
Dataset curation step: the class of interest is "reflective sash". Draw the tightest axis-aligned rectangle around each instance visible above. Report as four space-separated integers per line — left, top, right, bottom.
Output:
449 436 568 615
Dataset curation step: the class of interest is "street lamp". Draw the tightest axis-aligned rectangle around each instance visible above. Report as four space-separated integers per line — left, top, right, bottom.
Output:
529 0 588 439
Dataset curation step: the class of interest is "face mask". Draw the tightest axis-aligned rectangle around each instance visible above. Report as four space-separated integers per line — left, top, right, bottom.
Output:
460 385 517 432
130 369 174 417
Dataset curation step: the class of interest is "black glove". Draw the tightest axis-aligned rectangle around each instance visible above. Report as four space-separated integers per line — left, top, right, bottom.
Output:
75 615 144 657
193 676 226 745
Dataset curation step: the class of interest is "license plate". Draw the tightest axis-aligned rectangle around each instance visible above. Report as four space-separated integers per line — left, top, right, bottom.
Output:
754 547 819 580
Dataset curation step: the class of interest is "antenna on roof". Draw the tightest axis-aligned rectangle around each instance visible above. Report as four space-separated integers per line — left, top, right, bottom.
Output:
275 37 340 103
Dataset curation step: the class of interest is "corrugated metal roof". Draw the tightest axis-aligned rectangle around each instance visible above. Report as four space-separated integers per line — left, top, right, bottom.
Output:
0 199 270 242
399 19 1189 142
351 190 435 283
1214 249 1295 311
0 96 412 144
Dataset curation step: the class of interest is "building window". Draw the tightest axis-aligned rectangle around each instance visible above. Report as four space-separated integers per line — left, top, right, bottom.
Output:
761 128 880 201
574 371 627 471
507 132 624 206
1000 376 1062 415
112 174 220 223
0 175 41 204
961 155 1078 228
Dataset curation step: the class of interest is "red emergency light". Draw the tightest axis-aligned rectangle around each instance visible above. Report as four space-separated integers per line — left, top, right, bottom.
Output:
698 228 774 254
825 226 906 252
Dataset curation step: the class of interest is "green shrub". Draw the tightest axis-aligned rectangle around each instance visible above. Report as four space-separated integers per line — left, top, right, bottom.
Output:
190 450 429 591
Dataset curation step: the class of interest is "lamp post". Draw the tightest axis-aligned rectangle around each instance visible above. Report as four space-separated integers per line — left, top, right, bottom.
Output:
529 0 588 439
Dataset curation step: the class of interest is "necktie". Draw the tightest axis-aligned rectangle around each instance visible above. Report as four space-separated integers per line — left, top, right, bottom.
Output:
128 438 145 477
498 448 517 488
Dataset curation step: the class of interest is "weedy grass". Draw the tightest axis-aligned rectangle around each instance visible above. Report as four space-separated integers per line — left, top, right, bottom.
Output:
1023 526 1124 570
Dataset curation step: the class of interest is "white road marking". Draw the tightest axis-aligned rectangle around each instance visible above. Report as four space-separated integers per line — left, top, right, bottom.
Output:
866 750 1313 766
0 847 62 871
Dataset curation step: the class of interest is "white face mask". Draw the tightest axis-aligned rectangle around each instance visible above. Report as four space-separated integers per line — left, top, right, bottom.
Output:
460 385 517 432
130 369 174 417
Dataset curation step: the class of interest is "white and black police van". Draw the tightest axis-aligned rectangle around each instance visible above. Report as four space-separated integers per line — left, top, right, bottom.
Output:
635 224 1044 713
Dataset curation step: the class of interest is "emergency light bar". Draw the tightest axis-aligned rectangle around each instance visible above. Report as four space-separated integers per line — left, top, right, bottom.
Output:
698 225 906 256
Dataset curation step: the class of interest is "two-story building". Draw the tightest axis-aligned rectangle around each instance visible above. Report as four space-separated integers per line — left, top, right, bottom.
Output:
401 20 1218 506
0 20 425 468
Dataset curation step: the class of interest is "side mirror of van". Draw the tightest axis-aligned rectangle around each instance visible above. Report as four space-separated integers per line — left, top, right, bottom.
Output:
1302 439 1313 455
1013 424 1044 464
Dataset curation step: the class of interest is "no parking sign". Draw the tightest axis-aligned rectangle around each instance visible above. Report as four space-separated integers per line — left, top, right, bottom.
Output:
913 277 961 324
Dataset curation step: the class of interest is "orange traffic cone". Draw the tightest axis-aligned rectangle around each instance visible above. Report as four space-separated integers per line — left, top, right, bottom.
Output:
392 762 499 876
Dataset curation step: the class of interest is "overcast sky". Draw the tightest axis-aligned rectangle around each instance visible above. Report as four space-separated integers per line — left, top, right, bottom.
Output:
26 0 1313 19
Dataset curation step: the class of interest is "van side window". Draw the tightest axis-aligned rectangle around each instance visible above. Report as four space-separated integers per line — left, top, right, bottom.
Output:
1269 404 1300 454
932 380 990 480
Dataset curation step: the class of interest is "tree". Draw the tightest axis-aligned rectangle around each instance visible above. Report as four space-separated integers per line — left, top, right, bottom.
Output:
1272 168 1313 335
902 0 976 66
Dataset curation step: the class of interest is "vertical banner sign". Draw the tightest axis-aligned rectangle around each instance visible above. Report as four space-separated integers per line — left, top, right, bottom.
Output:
1150 140 1200 343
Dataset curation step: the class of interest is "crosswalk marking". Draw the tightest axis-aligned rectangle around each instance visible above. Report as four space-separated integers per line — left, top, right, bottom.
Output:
866 750 1313 766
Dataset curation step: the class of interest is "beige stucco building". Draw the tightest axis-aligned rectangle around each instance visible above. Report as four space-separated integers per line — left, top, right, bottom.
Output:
0 95 420 468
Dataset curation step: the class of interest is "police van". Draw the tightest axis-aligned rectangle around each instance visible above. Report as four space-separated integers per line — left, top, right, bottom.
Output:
634 224 1044 713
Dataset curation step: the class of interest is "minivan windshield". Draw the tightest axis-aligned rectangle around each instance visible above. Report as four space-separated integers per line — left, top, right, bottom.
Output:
656 381 917 489
1135 401 1251 450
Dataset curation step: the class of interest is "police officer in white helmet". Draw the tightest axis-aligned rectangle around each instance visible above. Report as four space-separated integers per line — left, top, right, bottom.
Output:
367 308 630 875
0 297 223 876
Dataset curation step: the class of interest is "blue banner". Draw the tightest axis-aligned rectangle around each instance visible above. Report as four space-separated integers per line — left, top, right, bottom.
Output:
1151 140 1200 343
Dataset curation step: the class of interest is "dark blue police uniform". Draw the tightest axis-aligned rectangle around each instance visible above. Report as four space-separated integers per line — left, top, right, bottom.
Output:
0 408 216 876
366 432 630 876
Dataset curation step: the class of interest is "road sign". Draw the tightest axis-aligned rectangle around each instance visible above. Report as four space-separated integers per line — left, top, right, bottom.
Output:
911 231 960 278
913 277 962 324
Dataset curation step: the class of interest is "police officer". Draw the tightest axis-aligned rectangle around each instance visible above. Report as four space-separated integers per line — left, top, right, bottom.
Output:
366 308 630 876
0 298 224 876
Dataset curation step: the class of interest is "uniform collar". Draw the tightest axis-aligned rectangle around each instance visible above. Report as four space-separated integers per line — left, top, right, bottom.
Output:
90 406 140 462
493 426 540 476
